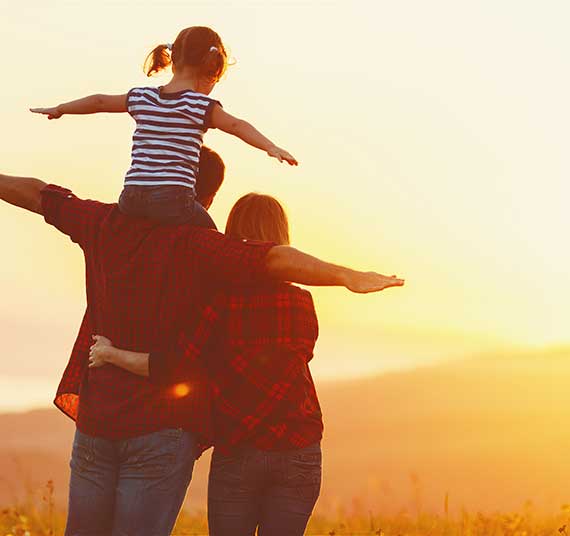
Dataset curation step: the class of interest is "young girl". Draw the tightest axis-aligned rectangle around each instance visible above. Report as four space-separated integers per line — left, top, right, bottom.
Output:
31 26 297 225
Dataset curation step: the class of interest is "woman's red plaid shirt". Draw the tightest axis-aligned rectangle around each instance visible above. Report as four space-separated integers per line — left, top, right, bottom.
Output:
151 282 324 453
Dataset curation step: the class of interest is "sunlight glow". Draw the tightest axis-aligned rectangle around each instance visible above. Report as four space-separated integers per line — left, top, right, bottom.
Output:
1 0 570 411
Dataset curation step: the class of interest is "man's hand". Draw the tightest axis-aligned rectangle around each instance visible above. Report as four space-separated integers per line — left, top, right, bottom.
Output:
89 335 114 368
0 174 46 214
30 106 63 120
345 271 405 294
265 245 405 291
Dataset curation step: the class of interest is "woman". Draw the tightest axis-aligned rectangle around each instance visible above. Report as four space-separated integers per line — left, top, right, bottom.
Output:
90 193 324 536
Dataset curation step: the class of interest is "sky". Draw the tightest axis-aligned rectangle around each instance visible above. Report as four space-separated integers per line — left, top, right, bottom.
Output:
1 0 569 411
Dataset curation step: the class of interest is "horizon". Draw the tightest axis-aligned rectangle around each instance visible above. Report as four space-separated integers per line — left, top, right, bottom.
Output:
4 352 570 517
2 342 568 414
2 1 570 409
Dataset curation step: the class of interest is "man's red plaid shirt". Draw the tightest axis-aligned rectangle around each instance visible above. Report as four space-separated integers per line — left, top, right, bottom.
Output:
41 184 273 442
150 282 324 453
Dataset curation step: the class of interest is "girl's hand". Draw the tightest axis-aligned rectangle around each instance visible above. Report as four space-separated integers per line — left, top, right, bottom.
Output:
30 106 63 120
89 335 114 368
267 146 298 166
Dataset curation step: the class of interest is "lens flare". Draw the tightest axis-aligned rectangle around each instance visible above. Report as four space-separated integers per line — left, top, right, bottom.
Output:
172 383 191 398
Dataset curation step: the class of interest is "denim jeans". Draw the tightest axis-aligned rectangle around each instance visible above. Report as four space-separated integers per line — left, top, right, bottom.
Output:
118 185 216 229
208 443 322 536
65 428 197 536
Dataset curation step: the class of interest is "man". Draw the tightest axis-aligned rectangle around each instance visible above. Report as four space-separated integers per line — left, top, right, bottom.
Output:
194 146 226 220
55 147 225 422
0 152 403 536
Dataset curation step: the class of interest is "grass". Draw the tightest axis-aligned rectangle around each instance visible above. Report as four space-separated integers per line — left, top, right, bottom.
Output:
2 481 570 535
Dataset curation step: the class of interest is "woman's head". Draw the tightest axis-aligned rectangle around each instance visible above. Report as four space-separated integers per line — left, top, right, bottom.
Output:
225 193 290 246
144 26 228 84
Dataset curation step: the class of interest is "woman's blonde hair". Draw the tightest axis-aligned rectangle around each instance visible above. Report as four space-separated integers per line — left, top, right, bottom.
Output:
225 193 290 245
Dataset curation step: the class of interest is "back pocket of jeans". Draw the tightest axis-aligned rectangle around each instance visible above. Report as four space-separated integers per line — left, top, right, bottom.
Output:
286 452 322 501
70 432 94 474
131 429 183 478
210 452 246 481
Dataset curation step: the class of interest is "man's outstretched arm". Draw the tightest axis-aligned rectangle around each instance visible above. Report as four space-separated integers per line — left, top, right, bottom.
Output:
1 174 405 293
265 246 404 294
0 173 46 214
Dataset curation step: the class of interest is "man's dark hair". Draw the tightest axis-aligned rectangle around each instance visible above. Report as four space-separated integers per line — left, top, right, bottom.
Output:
195 146 225 210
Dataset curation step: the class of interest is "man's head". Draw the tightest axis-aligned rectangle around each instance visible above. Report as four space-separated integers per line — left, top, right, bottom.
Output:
195 146 225 210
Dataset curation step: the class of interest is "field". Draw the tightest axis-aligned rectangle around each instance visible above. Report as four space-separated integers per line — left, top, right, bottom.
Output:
3 353 570 535
2 481 570 536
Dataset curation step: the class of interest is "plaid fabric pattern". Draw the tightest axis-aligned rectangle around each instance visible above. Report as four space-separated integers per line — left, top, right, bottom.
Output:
42 184 273 441
153 283 324 453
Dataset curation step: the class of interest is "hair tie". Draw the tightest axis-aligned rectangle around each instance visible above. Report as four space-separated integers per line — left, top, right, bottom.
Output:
166 43 173 51
209 46 219 53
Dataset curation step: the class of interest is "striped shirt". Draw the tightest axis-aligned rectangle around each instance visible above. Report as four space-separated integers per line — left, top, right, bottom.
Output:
125 86 220 189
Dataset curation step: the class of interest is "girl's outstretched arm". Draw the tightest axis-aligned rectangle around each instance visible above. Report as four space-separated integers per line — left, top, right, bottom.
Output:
30 94 128 119
210 104 298 166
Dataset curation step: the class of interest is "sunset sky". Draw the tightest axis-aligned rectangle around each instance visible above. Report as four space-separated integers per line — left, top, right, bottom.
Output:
1 0 569 411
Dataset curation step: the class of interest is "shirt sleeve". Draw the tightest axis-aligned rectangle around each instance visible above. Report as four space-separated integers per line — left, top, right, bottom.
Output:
203 99 222 130
185 228 274 288
126 87 139 118
148 295 225 386
41 184 110 249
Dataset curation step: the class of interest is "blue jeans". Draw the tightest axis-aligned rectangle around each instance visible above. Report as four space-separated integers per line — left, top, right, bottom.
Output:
208 443 322 536
65 428 197 536
118 185 216 229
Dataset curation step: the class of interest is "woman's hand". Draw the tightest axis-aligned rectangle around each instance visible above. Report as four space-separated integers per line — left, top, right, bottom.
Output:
89 335 114 368
30 106 63 120
267 145 298 166
345 271 405 294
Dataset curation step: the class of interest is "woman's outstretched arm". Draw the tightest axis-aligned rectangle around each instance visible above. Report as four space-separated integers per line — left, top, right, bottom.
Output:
30 93 128 119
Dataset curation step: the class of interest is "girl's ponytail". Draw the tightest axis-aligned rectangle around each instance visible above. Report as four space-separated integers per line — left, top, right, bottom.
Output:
144 28 228 81
144 44 172 77
202 45 227 83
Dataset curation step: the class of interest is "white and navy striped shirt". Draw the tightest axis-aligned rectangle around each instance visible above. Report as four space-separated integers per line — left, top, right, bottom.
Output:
125 86 220 189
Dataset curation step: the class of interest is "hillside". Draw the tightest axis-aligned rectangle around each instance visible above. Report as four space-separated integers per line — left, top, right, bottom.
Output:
1 349 570 515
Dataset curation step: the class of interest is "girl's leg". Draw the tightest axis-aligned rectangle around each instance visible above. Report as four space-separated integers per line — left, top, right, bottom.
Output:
207 448 262 536
257 444 322 536
119 186 198 226
65 429 118 536
118 187 145 218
